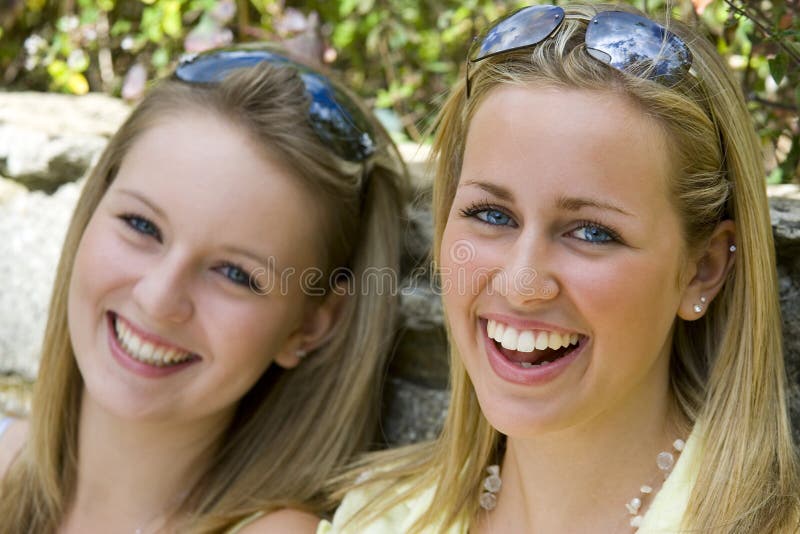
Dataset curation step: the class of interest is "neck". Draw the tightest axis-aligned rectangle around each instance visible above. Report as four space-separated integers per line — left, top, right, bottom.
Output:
481 369 689 533
63 392 233 532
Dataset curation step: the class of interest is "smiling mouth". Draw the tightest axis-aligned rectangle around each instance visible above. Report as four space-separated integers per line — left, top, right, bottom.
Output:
110 313 199 367
486 319 585 368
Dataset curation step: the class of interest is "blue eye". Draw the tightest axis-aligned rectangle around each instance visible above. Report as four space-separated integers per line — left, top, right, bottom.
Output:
478 209 512 226
460 202 516 227
571 222 618 244
120 214 161 241
218 263 252 287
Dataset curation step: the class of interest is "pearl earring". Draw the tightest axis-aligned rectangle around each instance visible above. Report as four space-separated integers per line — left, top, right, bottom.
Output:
693 296 707 314
729 244 736 252
296 348 307 359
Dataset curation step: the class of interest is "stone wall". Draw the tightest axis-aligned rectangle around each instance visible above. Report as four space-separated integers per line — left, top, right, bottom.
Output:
1 92 798 444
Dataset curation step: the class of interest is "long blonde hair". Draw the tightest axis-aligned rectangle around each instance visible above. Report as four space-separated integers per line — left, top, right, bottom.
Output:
336 4 800 532
0 59 408 533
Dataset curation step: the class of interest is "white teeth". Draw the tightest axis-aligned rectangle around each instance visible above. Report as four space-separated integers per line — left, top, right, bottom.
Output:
501 327 518 350
494 322 505 341
534 332 549 350
140 342 154 360
520 362 533 368
114 316 192 367
517 331 535 352
486 319 582 353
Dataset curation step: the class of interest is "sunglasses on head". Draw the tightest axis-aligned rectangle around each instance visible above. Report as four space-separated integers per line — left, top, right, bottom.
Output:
174 45 377 163
466 5 693 98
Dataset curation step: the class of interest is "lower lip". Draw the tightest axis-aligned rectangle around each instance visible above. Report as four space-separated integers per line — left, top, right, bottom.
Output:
106 313 199 378
483 320 585 386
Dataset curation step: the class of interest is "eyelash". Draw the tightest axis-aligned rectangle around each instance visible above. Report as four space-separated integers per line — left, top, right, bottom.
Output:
118 214 254 288
119 213 161 242
459 202 622 245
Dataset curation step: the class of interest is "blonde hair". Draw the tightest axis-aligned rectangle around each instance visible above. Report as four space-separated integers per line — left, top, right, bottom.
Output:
0 60 409 533
335 3 800 532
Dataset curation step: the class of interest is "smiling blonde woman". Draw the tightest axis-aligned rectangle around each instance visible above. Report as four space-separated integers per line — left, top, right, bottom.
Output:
0 45 408 533
320 4 800 533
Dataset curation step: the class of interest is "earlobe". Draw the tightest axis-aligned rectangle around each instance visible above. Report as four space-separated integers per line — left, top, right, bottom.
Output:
677 220 736 321
273 289 345 369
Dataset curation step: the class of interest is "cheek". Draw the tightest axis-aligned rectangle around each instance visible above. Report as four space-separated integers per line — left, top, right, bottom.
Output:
567 254 681 348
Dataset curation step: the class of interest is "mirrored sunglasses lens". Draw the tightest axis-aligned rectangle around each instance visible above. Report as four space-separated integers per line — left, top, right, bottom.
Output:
175 50 287 83
302 73 376 162
175 49 375 162
471 5 564 62
585 11 692 84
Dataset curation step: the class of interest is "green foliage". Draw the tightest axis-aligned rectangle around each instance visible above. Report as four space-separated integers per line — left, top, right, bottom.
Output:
0 0 797 182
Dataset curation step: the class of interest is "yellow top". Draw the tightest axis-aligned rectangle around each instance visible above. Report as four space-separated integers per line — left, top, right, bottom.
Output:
225 511 266 533
318 429 702 534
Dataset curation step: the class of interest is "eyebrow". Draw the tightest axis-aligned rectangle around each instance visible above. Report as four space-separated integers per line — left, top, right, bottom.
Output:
460 180 515 202
222 246 274 269
116 188 166 218
116 188 273 268
461 180 633 217
555 195 634 217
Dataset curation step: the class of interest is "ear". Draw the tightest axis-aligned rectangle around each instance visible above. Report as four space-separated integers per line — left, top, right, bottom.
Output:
677 219 736 321
272 288 346 369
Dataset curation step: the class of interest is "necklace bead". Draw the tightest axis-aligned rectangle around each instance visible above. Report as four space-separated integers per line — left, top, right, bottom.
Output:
478 436 686 531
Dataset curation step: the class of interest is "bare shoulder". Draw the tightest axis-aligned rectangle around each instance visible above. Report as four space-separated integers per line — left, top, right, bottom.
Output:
236 509 321 534
0 418 29 478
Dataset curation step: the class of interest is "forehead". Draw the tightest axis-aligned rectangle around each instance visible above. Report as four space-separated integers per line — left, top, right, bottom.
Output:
461 85 674 209
108 111 321 268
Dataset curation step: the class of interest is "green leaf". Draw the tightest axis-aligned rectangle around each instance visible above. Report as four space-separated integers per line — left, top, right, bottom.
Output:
162 0 183 38
151 47 170 68
66 72 89 94
766 167 783 184
795 85 800 114
769 53 788 85
332 20 357 49
110 19 133 36
339 0 358 17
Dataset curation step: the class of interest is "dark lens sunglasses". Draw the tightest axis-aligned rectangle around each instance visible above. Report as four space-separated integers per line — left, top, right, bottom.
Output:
466 5 692 98
174 46 377 163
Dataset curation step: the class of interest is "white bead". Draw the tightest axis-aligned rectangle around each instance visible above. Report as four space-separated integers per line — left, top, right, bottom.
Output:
640 485 653 494
483 474 502 493
479 492 497 510
630 515 643 527
626 497 642 514
673 439 685 452
486 464 500 476
657 451 675 471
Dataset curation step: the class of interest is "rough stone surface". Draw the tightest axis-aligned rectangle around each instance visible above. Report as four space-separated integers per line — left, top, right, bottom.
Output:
0 92 129 192
0 176 83 379
0 92 797 446
772 196 800 445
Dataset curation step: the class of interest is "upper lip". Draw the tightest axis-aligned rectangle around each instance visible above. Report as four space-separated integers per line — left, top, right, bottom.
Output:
480 313 584 336
111 312 198 356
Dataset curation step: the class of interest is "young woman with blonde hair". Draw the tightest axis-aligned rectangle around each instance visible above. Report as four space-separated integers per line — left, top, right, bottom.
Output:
0 45 408 533
321 3 800 532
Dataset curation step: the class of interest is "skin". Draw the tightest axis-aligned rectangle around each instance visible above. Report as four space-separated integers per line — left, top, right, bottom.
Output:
439 86 734 532
56 110 331 533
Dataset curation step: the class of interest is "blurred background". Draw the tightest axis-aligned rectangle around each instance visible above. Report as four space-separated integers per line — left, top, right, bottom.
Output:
0 0 798 179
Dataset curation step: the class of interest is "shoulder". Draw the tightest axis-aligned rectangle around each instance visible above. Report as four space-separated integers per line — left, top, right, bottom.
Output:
233 509 320 534
0 417 28 479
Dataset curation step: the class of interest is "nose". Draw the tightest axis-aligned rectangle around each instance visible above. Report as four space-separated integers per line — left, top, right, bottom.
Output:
491 229 560 306
131 250 195 324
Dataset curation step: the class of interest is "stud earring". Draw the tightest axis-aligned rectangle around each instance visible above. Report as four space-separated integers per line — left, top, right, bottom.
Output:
729 244 736 252
296 348 307 359
693 296 707 314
